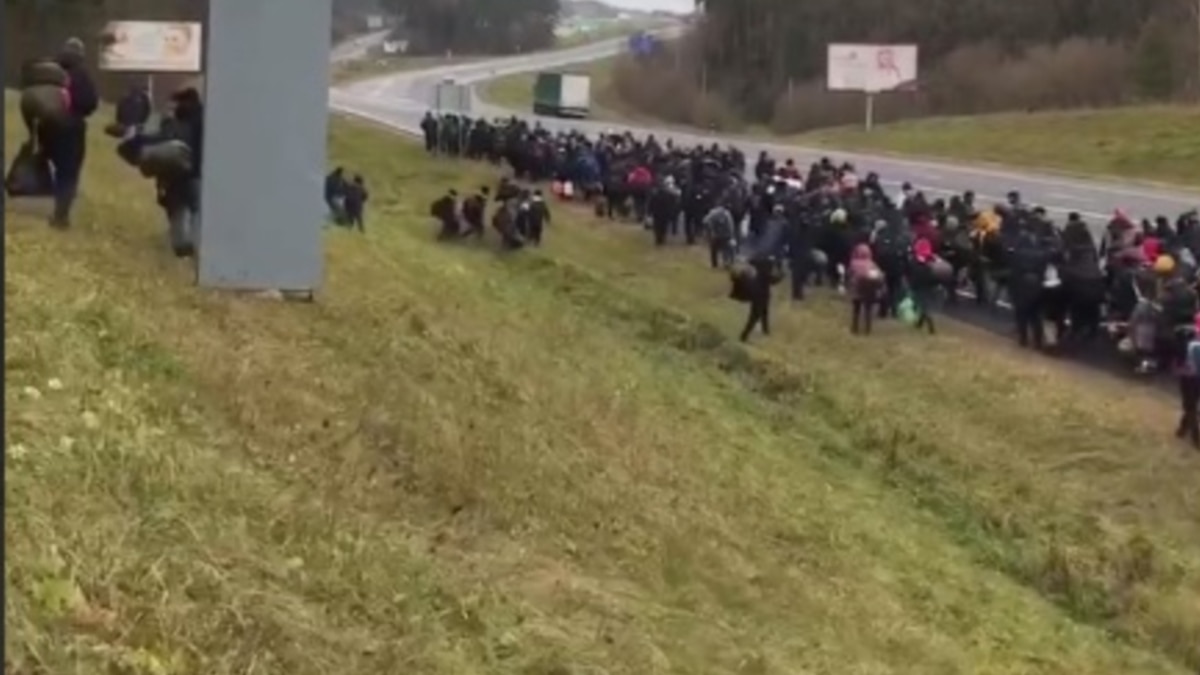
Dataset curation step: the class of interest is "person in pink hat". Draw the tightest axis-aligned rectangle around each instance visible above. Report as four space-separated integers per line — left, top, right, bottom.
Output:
905 237 938 334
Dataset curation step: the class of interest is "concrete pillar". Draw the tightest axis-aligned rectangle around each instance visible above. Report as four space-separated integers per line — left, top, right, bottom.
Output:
198 0 332 292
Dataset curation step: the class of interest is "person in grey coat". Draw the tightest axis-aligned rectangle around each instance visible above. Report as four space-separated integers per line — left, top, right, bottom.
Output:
703 204 736 269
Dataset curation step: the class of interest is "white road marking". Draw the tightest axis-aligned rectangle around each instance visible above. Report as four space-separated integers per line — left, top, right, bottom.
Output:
908 170 944 181
1046 192 1094 203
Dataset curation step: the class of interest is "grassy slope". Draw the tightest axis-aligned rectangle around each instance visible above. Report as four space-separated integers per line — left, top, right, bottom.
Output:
556 19 664 49
5 93 1200 674
331 55 476 85
796 106 1200 187
335 25 654 87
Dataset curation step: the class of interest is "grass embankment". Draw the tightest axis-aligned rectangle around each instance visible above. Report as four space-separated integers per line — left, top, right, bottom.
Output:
6 92 1200 674
555 19 668 49
332 25 654 87
331 55 475 85
797 105 1200 187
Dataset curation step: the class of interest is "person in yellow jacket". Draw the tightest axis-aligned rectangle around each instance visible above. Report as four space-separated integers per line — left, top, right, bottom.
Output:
970 209 1000 242
1154 254 1176 276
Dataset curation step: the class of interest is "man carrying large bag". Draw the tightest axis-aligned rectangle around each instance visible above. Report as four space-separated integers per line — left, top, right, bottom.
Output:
114 86 203 257
20 38 98 229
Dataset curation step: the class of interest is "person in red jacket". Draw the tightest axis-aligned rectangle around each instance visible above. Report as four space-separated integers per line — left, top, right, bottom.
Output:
627 164 653 222
1142 234 1162 265
911 211 937 244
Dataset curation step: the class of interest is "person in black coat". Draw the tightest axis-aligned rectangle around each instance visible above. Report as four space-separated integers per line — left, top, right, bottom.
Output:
431 189 460 239
525 189 551 245
157 87 204 256
343 175 368 232
324 167 347 223
786 216 814 301
739 256 780 342
114 84 152 131
40 37 98 229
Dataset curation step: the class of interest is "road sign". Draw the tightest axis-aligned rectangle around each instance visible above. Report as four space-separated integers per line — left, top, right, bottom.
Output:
628 31 659 57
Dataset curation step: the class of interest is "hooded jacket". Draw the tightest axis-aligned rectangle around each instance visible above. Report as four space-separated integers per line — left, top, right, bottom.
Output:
848 243 883 300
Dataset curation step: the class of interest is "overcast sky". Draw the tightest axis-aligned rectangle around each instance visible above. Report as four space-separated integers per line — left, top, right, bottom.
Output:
591 0 695 14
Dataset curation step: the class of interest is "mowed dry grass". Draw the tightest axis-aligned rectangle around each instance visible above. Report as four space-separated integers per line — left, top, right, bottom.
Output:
5 93 1200 674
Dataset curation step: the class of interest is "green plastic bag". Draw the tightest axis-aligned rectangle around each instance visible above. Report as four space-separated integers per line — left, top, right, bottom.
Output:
897 295 918 325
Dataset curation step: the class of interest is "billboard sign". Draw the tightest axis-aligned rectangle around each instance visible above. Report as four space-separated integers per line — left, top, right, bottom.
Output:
827 44 918 93
99 21 203 72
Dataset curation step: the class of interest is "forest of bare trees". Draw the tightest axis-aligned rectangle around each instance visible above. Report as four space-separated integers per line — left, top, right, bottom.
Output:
611 0 1200 132
3 0 562 101
379 0 560 55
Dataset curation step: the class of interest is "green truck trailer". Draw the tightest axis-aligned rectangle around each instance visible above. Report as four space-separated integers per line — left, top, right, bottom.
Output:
532 71 591 118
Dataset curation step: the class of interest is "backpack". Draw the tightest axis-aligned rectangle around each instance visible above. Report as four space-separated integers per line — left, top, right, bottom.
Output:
20 85 71 129
5 141 54 198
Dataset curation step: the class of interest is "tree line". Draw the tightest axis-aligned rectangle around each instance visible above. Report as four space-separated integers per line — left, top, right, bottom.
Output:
610 0 1200 132
3 0 563 101
379 0 560 55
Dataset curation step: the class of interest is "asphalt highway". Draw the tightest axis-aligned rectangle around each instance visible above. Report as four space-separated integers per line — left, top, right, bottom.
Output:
332 32 1200 234
330 30 393 65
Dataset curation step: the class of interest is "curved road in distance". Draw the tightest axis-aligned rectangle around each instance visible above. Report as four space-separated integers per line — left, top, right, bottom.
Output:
332 32 1200 235
331 30 394 65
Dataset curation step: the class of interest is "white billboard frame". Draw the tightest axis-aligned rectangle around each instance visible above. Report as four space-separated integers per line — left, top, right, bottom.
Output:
98 21 204 73
826 43 918 131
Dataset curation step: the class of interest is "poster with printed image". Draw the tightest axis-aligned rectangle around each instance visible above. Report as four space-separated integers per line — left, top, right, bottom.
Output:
99 21 203 72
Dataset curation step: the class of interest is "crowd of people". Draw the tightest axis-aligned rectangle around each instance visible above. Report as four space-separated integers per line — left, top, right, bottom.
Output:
8 49 1199 446
8 37 209 258
419 111 1200 445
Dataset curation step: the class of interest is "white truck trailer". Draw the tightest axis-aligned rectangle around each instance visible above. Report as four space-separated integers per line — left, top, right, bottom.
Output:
532 71 591 118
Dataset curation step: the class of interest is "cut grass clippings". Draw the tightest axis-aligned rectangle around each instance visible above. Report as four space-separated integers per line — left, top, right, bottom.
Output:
6 91 1200 674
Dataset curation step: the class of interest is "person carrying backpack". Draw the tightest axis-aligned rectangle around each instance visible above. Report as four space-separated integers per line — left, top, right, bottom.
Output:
848 243 884 335
39 37 98 229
